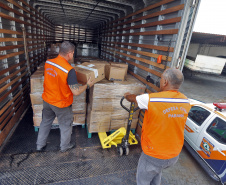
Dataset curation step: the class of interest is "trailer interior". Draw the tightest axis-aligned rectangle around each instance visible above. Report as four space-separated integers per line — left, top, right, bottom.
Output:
0 0 210 184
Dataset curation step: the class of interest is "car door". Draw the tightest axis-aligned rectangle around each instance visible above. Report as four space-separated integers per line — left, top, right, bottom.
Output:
196 115 226 177
184 105 213 149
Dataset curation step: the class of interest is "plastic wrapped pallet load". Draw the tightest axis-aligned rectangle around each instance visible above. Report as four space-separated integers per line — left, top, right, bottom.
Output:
87 74 146 133
30 64 86 127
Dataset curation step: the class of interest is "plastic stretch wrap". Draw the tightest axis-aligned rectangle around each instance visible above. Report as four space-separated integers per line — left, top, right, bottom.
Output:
30 66 86 126
87 74 146 133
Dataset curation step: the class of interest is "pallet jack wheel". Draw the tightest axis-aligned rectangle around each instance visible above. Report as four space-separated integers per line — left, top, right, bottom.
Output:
124 146 129 156
117 146 123 156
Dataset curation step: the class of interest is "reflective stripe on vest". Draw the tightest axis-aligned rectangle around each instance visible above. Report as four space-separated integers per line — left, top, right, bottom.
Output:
46 61 68 73
150 98 189 103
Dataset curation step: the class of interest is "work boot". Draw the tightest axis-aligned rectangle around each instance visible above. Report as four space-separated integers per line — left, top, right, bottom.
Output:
60 143 75 153
36 145 47 152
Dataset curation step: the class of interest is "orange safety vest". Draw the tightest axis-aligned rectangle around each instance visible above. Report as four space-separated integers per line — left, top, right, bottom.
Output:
42 55 74 108
141 90 191 159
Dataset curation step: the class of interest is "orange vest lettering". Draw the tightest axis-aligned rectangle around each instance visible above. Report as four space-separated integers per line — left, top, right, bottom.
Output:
141 91 191 159
42 55 74 108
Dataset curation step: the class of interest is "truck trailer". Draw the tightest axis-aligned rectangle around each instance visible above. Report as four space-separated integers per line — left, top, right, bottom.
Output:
0 0 202 184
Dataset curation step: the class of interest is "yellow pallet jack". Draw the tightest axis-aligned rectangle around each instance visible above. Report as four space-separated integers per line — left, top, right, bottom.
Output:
98 96 139 156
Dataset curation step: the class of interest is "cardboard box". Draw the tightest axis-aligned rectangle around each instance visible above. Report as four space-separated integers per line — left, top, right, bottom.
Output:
86 74 145 133
111 109 139 120
110 118 138 130
88 124 110 133
73 114 86 125
33 102 86 116
87 101 140 133
87 110 111 132
87 115 138 132
30 77 44 93
72 102 86 114
90 75 146 99
30 93 43 105
105 65 126 81
87 111 111 125
89 97 138 112
32 105 43 117
74 62 105 84
87 60 109 65
31 93 86 113
109 62 128 78
33 114 86 126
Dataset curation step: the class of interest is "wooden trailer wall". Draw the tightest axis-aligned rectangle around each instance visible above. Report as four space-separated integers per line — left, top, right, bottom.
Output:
0 0 54 146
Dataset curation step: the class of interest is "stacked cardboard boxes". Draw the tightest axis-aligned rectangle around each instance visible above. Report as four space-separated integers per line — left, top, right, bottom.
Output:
82 59 128 81
87 74 146 133
30 65 86 127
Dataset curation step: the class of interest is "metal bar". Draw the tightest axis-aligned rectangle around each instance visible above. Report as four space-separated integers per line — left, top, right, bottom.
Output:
179 0 201 70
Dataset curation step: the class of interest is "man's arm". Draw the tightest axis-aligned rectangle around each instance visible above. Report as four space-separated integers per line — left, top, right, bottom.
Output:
69 83 87 96
124 92 137 104
67 69 94 96
124 92 149 110
69 77 94 96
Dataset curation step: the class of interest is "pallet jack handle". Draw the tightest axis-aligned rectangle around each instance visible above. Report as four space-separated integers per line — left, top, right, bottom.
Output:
117 96 140 156
120 96 140 112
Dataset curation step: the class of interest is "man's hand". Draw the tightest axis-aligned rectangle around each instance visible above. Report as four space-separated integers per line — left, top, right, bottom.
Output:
124 92 137 103
87 77 94 88
124 92 131 100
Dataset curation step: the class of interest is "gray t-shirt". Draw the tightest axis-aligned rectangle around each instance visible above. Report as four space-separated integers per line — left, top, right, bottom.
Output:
67 69 78 85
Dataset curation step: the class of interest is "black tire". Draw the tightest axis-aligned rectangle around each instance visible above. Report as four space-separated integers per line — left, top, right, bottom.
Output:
124 146 129 156
117 146 123 156
125 146 129 155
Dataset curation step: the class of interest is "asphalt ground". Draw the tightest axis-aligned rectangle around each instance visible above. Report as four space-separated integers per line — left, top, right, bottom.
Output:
0 72 225 185
181 70 226 103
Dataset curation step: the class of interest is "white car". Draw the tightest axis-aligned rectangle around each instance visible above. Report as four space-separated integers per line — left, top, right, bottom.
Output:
184 99 226 184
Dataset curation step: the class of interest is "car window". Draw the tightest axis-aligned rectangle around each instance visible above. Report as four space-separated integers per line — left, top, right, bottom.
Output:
207 117 226 145
188 106 211 126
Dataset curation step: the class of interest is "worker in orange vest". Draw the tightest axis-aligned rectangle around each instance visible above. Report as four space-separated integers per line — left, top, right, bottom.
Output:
124 68 191 185
36 41 94 152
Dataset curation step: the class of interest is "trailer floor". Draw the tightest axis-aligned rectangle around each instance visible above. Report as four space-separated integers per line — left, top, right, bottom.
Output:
0 107 221 185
